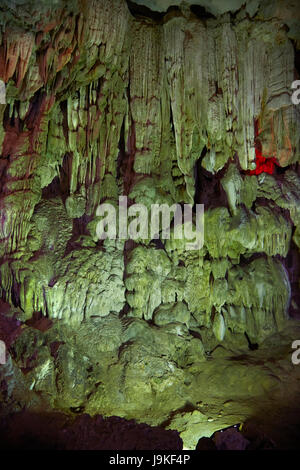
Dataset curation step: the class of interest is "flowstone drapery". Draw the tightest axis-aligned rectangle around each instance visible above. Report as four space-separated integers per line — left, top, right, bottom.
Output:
0 0 300 449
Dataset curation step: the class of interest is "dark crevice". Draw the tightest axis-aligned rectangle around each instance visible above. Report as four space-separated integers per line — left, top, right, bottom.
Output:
170 102 175 136
24 90 45 131
163 5 182 22
126 1 183 24
149 238 166 250
63 214 94 257
194 149 230 210
3 103 19 133
193 145 207 208
239 252 268 267
275 165 290 175
188 329 202 341
41 153 71 203
60 153 73 201
59 100 69 145
41 176 61 199
70 406 85 414
126 1 165 22
229 6 244 22
117 117 126 182
283 239 300 319
190 4 216 20
10 278 20 309
253 197 293 226
118 302 131 318
244 332 259 351
123 239 138 272
292 40 300 77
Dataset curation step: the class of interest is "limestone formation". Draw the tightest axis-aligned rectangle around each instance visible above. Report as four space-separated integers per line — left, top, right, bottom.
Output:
0 0 299 450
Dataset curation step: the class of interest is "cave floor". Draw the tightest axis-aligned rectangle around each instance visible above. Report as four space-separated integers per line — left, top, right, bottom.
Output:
1 304 300 450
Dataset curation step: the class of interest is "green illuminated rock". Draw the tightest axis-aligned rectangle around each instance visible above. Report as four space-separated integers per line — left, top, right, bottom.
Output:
0 0 299 449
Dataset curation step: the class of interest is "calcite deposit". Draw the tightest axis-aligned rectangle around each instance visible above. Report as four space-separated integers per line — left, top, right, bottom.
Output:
0 0 299 450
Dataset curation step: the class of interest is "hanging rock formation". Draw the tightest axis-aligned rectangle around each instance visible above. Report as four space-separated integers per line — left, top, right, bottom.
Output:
0 0 299 450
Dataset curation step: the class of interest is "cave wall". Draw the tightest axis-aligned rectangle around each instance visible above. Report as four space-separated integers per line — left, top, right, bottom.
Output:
0 1 299 441
0 0 299 337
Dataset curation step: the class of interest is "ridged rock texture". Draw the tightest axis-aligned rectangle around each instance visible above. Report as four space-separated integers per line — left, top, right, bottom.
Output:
0 0 300 450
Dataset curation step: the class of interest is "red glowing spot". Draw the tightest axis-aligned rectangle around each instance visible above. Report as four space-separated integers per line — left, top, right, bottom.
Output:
246 118 278 175
248 148 278 175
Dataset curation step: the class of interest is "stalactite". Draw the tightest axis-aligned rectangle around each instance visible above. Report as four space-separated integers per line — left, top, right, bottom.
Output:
0 0 298 336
